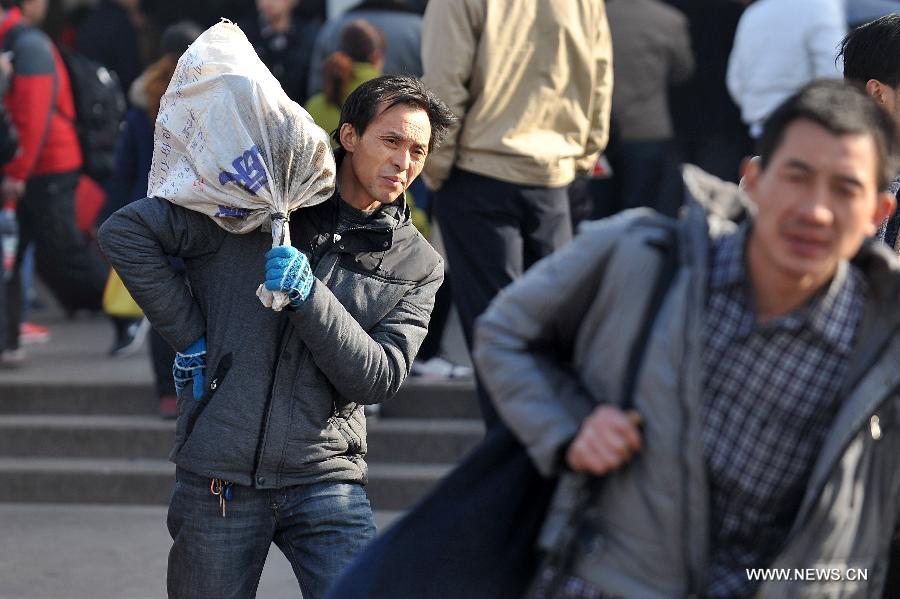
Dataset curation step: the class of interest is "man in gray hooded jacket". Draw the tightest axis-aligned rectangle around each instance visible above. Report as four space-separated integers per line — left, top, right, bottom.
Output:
475 80 900 598
99 74 454 599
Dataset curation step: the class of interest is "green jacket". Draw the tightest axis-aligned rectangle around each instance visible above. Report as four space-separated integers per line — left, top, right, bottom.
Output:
304 62 381 143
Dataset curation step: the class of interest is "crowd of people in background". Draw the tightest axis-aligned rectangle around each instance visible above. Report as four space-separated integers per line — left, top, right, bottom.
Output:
0 0 898 597
0 0 898 397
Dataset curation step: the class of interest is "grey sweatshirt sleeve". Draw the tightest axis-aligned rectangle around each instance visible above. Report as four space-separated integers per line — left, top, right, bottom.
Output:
287 258 444 405
668 12 695 85
97 197 225 352
473 215 637 476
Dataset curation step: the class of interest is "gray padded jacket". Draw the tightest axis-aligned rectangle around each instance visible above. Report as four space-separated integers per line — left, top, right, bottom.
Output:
474 166 900 598
99 192 442 489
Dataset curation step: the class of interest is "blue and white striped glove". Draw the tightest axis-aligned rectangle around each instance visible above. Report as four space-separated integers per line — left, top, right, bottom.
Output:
265 246 313 307
173 335 206 401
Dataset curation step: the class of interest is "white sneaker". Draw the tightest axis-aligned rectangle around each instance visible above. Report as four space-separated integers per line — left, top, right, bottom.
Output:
0 347 26 368
410 356 473 380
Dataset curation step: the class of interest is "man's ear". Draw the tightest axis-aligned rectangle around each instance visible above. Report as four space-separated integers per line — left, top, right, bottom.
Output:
741 155 761 197
339 123 358 153
865 79 888 107
870 191 897 235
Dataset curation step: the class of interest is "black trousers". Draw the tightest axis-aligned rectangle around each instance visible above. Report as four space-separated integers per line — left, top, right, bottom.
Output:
434 168 572 426
417 276 451 361
0 271 5 353
5 171 108 349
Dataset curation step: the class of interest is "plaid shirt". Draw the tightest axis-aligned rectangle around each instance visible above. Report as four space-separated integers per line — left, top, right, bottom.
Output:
702 224 866 597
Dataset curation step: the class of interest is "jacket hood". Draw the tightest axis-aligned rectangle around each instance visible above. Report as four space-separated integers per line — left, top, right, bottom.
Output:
334 186 410 231
680 163 751 233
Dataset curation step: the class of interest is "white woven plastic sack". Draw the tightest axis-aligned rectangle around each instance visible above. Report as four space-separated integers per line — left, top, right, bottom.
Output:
148 21 335 310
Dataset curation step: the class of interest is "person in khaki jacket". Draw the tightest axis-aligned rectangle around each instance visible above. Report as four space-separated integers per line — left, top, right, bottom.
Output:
421 0 612 426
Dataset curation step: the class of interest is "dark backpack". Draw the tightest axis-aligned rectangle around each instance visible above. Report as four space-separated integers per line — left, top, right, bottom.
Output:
57 47 126 182
0 106 19 167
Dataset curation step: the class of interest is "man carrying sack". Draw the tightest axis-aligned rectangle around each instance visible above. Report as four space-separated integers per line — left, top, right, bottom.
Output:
98 22 454 599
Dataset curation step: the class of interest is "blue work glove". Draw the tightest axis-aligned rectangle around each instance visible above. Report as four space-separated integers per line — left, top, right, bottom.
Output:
173 335 207 401
265 245 314 307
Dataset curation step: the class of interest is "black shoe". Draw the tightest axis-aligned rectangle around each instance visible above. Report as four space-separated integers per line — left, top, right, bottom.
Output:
109 318 150 357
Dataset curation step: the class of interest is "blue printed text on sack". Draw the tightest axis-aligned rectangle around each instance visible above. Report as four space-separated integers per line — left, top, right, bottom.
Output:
215 205 253 219
219 145 267 195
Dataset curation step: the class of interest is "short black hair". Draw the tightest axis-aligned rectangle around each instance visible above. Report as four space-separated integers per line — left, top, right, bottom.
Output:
757 80 900 190
334 74 456 154
0 0 20 9
839 14 900 88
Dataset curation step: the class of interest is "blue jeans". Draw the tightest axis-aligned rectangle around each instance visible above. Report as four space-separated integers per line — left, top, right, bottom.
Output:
166 468 376 599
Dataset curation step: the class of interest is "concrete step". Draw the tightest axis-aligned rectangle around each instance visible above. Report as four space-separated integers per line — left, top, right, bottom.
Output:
0 379 480 419
366 418 483 463
381 379 481 419
0 383 157 415
0 415 484 463
0 415 175 459
0 458 451 511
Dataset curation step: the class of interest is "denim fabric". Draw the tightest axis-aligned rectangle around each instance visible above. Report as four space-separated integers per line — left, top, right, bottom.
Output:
167 468 375 599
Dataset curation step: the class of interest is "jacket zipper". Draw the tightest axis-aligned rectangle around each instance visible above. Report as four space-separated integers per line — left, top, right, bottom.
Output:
679 227 704 598
255 223 341 482
249 218 393 483
250 322 291 485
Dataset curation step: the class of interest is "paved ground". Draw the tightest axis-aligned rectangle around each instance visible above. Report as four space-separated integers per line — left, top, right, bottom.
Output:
0 504 400 599
0 311 152 385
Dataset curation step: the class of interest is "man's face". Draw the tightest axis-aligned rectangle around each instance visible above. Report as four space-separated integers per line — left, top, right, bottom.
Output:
339 103 431 208
256 0 298 21
744 118 895 286
21 0 48 25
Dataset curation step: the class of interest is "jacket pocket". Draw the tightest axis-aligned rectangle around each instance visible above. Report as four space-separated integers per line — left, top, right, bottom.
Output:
174 352 233 456
331 416 359 454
